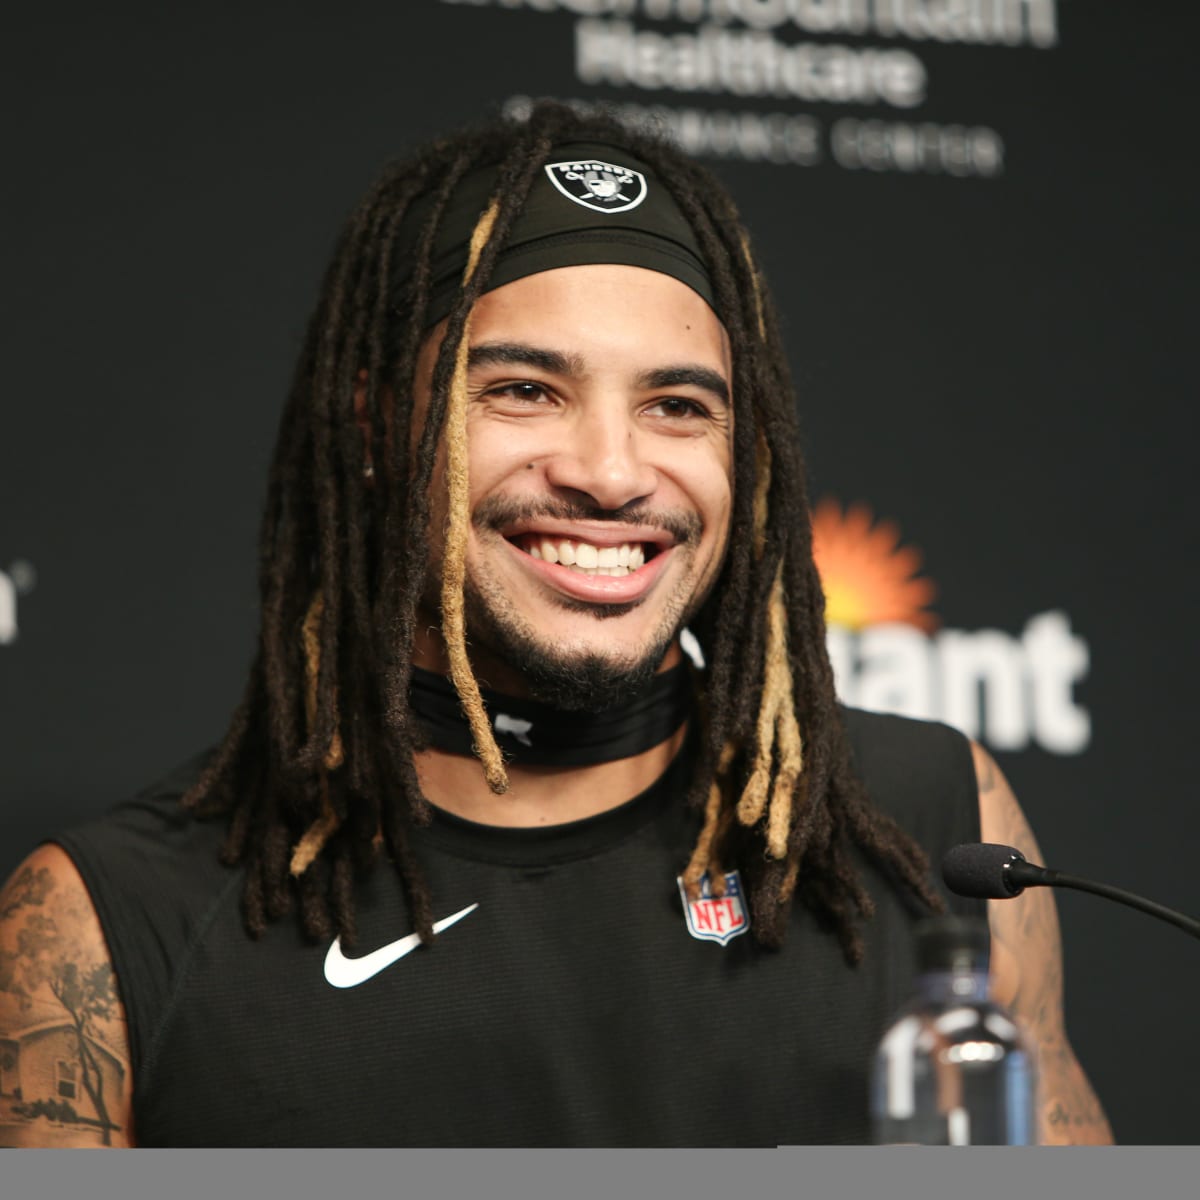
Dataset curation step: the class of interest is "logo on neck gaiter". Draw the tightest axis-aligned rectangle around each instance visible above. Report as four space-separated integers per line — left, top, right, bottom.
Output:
494 712 534 746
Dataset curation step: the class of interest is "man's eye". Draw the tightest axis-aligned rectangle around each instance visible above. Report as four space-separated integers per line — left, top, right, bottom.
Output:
488 382 549 404
647 397 708 419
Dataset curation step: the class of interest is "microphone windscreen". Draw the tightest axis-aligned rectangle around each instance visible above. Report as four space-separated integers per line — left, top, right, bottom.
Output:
942 843 1027 899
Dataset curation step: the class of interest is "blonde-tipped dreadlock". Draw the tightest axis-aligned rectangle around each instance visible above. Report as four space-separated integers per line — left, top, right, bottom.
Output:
438 200 509 795
185 101 944 962
682 468 805 897
289 594 345 876
739 365 807 867
682 238 804 905
724 235 807 906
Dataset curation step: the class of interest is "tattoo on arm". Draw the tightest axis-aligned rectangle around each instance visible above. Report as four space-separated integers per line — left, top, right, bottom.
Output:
0 849 133 1147
0 866 54 919
973 742 1113 1145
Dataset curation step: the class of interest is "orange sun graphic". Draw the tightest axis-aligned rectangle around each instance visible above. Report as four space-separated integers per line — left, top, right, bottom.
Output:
810 499 938 632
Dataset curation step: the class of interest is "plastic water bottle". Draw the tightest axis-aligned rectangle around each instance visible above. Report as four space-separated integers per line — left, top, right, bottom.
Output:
871 915 1037 1145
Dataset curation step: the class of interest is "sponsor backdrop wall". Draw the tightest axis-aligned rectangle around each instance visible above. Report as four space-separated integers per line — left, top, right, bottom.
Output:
3 1 1196 1143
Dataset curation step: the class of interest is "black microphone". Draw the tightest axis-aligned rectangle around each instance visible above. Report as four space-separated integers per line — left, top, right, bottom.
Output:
942 842 1044 898
942 842 1200 940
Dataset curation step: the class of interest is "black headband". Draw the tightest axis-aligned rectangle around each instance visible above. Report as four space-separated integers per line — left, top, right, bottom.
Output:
393 142 716 327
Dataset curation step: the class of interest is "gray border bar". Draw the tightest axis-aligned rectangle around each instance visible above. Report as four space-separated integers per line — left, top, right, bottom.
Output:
3 1148 1197 1200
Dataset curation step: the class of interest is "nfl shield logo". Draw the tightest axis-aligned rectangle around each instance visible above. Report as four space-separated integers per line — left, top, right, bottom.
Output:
677 870 750 946
544 158 649 214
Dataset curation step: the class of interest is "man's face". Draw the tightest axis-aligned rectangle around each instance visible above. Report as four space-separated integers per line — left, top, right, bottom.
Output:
412 263 733 708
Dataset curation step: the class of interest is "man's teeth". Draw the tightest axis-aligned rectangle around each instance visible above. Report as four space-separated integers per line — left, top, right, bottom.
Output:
525 537 647 576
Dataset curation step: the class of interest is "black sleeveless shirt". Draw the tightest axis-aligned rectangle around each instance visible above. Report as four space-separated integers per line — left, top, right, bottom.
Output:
55 708 984 1146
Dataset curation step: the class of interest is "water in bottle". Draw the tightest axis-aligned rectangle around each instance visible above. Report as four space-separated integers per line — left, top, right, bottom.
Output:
871 915 1036 1144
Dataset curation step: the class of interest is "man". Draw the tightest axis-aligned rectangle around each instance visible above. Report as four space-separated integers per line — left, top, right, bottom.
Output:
0 104 1110 1146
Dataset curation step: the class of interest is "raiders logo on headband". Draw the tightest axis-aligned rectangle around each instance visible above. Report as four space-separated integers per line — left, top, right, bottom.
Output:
544 158 648 214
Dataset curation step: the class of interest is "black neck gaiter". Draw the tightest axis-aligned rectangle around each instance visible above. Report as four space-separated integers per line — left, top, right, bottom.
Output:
409 663 694 768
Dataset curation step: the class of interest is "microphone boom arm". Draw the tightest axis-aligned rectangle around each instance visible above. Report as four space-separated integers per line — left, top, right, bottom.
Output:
1012 861 1200 940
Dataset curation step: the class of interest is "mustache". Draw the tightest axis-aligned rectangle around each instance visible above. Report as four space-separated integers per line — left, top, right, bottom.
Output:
472 496 702 546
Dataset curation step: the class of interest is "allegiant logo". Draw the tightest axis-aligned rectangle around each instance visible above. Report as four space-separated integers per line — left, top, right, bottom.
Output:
812 502 1089 755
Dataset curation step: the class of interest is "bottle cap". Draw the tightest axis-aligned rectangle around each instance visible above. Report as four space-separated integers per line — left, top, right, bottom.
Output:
915 915 989 972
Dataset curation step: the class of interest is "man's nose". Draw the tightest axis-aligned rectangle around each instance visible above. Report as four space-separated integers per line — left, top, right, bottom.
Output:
541 406 658 511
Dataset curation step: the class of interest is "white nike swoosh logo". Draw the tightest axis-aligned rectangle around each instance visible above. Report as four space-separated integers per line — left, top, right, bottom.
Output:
323 903 479 989
495 712 533 746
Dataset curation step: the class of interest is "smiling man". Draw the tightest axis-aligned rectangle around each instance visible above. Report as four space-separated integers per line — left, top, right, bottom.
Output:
408 262 733 830
0 104 1109 1146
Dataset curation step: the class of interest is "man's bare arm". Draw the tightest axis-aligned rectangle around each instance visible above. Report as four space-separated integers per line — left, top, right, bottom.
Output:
0 844 134 1147
973 742 1112 1145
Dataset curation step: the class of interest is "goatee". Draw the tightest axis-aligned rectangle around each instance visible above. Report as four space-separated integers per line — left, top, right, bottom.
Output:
462 575 678 712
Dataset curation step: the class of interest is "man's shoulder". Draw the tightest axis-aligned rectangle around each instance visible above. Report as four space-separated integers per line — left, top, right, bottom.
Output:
56 749 223 862
0 844 136 1145
51 750 237 964
840 704 973 761
1 751 227 1148
838 705 978 819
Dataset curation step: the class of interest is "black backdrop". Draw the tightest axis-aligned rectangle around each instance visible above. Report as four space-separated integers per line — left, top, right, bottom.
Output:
2 1 1197 1144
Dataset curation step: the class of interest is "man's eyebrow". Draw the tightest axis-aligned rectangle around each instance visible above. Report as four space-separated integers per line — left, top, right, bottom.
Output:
466 343 730 405
637 365 730 406
467 342 586 376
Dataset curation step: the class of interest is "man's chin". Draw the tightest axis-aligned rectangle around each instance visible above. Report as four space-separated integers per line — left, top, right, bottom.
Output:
463 590 675 712
501 642 669 712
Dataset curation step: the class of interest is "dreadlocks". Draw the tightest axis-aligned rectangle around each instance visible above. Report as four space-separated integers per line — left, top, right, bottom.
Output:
183 102 943 963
